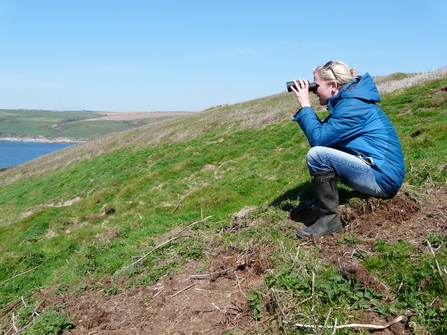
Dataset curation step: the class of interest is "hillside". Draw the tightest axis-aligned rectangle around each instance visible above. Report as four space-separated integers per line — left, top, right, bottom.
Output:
0 68 447 334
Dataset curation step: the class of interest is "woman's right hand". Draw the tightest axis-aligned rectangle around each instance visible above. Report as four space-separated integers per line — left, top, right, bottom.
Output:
290 79 311 108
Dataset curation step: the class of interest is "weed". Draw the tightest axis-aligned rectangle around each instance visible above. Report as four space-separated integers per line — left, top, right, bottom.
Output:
17 301 40 329
102 286 120 297
21 310 74 335
364 238 447 334
176 237 204 259
247 290 263 320
265 264 383 329
424 232 447 248
336 232 363 245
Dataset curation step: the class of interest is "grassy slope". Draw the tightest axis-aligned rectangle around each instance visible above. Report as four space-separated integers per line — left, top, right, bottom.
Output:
0 71 446 333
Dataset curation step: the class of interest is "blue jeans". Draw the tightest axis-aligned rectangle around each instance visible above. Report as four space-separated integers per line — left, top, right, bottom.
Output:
306 146 389 197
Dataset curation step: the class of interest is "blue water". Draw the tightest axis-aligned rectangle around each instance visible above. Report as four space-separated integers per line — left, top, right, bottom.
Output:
0 141 75 169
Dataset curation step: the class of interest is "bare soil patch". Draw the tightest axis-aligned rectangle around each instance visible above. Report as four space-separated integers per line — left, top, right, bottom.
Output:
38 248 270 335
16 186 447 335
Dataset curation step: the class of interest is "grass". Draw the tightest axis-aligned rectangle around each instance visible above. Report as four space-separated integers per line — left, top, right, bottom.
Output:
381 75 447 186
363 236 447 331
0 67 447 334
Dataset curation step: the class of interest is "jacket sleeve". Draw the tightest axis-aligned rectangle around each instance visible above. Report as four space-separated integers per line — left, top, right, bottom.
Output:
294 99 370 148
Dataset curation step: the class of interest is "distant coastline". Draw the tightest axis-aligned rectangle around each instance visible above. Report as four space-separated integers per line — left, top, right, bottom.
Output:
0 137 84 143
0 110 195 144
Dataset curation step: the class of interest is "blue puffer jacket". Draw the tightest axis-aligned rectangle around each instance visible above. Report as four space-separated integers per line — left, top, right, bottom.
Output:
292 73 405 196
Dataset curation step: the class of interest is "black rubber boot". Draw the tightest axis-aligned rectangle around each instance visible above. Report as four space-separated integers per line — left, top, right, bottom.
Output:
296 169 343 238
296 199 317 213
289 199 318 227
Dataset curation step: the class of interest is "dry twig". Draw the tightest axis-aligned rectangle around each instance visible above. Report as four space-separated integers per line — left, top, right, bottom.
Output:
234 270 246 297
169 283 195 298
285 315 404 330
0 265 42 287
190 265 239 279
0 291 40 320
152 287 165 299
426 240 447 293
125 216 211 269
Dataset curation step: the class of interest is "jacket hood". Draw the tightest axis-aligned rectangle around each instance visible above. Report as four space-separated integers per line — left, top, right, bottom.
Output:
328 72 380 110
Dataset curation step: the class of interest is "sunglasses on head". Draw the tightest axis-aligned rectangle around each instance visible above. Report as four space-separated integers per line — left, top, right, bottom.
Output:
323 61 338 81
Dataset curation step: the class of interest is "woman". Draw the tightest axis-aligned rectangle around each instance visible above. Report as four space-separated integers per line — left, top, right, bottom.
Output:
291 61 405 238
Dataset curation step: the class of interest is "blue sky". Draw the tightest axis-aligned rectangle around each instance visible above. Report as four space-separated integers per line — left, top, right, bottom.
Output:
0 0 445 112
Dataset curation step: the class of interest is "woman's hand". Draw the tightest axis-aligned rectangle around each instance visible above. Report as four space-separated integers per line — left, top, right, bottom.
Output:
290 79 311 108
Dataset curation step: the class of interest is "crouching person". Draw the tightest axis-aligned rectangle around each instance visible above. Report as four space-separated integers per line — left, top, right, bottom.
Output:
290 61 405 238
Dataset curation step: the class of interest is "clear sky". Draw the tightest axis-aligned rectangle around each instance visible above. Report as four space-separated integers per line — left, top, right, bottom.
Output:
0 0 446 112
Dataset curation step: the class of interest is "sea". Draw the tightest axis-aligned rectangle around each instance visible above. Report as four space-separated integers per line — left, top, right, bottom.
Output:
0 141 76 169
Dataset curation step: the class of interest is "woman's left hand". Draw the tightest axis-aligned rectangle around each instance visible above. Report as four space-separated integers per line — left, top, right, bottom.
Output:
290 79 311 108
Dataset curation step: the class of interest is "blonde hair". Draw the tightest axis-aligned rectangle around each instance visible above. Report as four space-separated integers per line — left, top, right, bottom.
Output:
313 60 358 87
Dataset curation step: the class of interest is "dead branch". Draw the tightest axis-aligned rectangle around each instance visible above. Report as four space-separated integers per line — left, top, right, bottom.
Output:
271 289 285 319
0 290 40 320
190 265 239 279
169 283 195 298
171 203 180 214
234 271 246 297
125 216 212 269
152 287 165 299
0 265 42 287
311 271 321 335
426 240 447 292
171 194 181 214
285 315 404 330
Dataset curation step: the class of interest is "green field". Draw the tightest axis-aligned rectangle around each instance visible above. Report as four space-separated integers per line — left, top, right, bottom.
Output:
0 109 177 140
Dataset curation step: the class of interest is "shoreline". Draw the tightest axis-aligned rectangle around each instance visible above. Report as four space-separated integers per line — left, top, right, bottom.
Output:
0 137 85 144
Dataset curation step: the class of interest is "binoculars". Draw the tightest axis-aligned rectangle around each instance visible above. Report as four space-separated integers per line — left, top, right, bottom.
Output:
286 80 318 92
